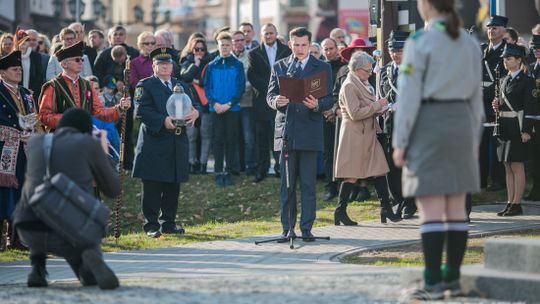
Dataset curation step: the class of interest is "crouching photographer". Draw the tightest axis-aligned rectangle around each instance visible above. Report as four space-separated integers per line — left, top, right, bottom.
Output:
13 108 121 289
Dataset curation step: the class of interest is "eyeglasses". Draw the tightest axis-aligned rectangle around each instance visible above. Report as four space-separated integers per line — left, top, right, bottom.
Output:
142 41 156 46
38 41 43 45
70 57 84 63
194 47 206 52
360 67 373 73
233 39 245 42
336 36 345 39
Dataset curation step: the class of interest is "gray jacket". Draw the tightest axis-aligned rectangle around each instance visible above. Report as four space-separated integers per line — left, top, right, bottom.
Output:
13 127 120 231
393 19 484 149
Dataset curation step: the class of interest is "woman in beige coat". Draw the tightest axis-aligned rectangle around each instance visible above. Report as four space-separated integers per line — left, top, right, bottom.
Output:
334 52 401 225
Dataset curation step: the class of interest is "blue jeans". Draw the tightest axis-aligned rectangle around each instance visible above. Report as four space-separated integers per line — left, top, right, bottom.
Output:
187 112 214 165
240 107 256 171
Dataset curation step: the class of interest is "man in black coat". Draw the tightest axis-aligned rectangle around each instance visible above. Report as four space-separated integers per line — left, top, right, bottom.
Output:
247 23 291 183
93 26 139 87
480 15 508 191
132 48 201 238
526 34 540 201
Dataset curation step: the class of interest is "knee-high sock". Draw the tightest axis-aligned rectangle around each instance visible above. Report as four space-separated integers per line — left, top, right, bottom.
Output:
443 221 469 282
420 222 446 285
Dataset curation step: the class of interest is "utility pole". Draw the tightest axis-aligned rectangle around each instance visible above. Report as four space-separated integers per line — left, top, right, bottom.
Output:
76 0 81 23
252 0 260 40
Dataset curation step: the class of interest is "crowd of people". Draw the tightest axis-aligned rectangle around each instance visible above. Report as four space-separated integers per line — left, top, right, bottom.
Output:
0 0 539 297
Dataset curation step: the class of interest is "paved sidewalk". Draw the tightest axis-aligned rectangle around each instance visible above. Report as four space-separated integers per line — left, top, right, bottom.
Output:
1 203 540 303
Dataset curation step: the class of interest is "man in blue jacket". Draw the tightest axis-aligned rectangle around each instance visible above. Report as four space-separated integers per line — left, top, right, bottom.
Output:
267 27 334 241
204 32 245 187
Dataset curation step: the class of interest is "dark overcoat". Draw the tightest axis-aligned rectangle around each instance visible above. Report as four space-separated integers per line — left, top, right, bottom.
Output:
132 76 201 183
267 55 334 152
247 41 291 121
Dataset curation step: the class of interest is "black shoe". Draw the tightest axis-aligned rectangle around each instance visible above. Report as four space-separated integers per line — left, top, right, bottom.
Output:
273 165 281 178
323 191 337 202
190 163 200 174
277 230 296 243
200 164 208 175
496 203 511 216
78 264 97 286
146 230 162 238
27 256 48 288
402 205 417 219
161 226 185 234
502 204 523 216
81 248 119 290
380 200 402 223
253 173 266 183
301 230 315 242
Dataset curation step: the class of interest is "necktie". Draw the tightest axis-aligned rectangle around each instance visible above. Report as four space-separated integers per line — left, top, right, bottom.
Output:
164 81 170 90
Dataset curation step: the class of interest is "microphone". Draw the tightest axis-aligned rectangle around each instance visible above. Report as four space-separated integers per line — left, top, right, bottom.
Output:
286 57 299 77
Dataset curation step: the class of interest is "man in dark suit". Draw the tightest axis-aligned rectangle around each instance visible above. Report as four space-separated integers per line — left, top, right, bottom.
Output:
379 30 416 219
267 27 334 241
247 23 291 183
480 15 508 191
132 48 201 238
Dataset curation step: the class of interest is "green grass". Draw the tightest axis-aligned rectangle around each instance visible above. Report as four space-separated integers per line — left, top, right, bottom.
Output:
1 173 510 262
343 229 540 267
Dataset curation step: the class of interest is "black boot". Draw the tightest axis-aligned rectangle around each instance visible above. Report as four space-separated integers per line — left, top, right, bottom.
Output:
373 176 401 223
496 202 511 216
27 254 48 287
200 164 207 175
348 184 360 202
334 183 358 226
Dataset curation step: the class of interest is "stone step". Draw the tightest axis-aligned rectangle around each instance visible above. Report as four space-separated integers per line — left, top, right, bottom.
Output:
402 265 540 302
485 238 540 274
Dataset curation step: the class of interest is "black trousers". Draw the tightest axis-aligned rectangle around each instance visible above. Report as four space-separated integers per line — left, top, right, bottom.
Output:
117 107 135 170
141 180 180 232
255 119 280 175
212 111 240 173
323 119 337 193
479 128 505 188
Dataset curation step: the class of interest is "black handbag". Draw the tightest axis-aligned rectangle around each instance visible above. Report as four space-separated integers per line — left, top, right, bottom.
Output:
29 134 111 248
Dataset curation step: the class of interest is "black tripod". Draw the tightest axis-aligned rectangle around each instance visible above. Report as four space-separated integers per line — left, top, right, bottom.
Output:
254 58 330 249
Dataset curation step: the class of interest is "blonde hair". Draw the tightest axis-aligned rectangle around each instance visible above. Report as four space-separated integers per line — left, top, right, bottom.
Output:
137 31 155 49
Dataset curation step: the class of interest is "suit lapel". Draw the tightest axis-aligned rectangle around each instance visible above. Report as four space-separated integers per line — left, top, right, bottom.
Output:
257 44 271 68
0 82 21 114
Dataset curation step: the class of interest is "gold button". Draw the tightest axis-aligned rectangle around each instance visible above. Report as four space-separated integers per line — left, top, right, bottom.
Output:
13 124 16 127
8 115 11 118
2 105 5 108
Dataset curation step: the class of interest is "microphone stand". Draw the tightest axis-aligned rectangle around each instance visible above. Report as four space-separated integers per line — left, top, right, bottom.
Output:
255 57 330 249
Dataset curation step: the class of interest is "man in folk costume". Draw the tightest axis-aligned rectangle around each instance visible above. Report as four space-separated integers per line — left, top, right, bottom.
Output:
0 50 39 250
37 41 130 131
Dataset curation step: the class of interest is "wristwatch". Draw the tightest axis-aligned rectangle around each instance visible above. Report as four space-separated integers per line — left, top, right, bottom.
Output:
313 104 319 112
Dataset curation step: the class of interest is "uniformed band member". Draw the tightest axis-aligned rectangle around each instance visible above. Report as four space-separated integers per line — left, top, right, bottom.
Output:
38 41 130 130
378 30 417 219
492 44 535 216
0 51 38 250
526 35 540 201
267 27 333 241
393 0 483 299
132 47 200 238
480 15 508 191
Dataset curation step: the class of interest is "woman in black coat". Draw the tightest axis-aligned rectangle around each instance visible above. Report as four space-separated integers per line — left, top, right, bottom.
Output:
492 44 536 216
13 108 121 289
180 38 213 174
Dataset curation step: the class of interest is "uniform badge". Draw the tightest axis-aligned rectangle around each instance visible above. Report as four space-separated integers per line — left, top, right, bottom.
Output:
401 63 414 75
135 87 144 101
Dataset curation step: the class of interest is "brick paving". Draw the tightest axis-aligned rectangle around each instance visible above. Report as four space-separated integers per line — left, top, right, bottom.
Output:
1 203 539 303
